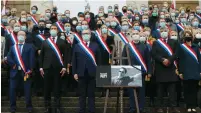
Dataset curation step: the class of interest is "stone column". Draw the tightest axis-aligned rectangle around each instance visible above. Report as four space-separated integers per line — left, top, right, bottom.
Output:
30 0 53 14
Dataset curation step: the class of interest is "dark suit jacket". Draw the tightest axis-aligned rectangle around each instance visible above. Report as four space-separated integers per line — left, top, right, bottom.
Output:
72 42 101 77
152 38 178 82
177 43 201 80
39 37 69 69
7 43 35 78
122 43 152 75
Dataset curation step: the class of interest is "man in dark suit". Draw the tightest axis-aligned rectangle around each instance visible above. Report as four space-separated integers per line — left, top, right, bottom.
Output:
152 27 180 113
7 31 35 113
32 20 50 96
39 24 70 113
72 29 101 113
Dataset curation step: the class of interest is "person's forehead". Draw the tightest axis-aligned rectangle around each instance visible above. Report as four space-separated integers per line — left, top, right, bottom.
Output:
51 26 57 29
18 31 26 35
82 30 89 33
11 8 17 11
14 23 20 26
39 22 45 25
82 21 88 24
65 23 71 26
122 21 128 25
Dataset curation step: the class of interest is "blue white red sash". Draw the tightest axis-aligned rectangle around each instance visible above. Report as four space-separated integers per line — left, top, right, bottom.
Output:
46 38 64 66
139 11 143 15
114 17 120 25
108 28 117 36
195 14 201 20
1 24 11 34
65 35 72 44
31 16 38 25
117 32 129 44
13 45 26 73
181 43 198 63
199 49 201 54
10 33 18 44
177 23 184 31
128 21 132 27
73 33 83 42
78 42 97 66
36 34 46 41
56 22 64 32
128 42 147 72
1 24 5 29
157 38 177 67
95 30 111 54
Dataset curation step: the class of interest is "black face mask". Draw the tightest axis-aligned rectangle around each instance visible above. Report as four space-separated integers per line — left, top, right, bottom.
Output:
123 9 127 13
185 37 192 42
97 24 102 28
39 26 45 31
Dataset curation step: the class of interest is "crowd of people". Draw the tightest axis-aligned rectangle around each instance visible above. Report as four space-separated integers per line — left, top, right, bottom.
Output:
1 1 201 113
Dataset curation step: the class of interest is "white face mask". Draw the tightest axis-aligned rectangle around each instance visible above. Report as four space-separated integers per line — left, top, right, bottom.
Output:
161 32 168 38
72 21 77 25
132 35 140 43
195 34 201 39
139 37 146 42
170 36 177 40
46 24 52 28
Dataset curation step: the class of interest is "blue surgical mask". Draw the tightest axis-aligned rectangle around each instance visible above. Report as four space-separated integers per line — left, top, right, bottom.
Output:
122 25 129 31
98 13 104 17
27 17 32 21
161 32 168 38
133 26 140 31
2 18 7 23
111 22 117 27
60 36 66 40
175 20 180 24
65 14 70 17
181 18 187 23
21 18 27 22
192 21 199 27
82 34 90 42
181 10 185 14
108 9 113 13
32 10 37 14
171 13 175 17
105 22 110 27
197 10 201 14
82 25 88 30
102 28 108 34
142 19 148 24
135 17 139 20
21 26 27 31
14 26 20 32
65 27 71 32
159 22 166 28
76 26 82 31
189 16 194 20
127 14 132 19
160 15 165 19
40 18 45 21
46 13 51 17
17 35 25 43
134 9 138 13
50 30 57 37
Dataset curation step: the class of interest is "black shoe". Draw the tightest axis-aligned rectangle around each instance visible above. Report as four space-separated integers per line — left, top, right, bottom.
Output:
172 108 181 113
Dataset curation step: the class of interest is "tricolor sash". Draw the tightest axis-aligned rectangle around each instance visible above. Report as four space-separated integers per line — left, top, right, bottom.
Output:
95 30 111 54
56 22 64 32
13 45 26 73
1 24 11 34
195 14 201 20
78 42 97 66
36 34 46 41
10 33 18 44
46 38 64 66
117 32 129 44
157 38 177 67
108 28 117 36
1 24 5 29
66 35 72 44
176 23 184 31
114 17 120 25
31 16 38 25
128 21 133 27
199 49 201 55
73 33 83 43
181 43 198 63
128 42 147 72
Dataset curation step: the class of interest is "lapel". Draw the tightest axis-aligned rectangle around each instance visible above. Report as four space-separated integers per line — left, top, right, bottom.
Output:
21 43 26 56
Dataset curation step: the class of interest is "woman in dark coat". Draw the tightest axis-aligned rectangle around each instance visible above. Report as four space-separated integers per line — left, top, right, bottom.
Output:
177 31 201 113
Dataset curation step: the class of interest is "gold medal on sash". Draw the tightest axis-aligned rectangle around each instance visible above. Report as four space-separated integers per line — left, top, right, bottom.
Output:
24 74 29 81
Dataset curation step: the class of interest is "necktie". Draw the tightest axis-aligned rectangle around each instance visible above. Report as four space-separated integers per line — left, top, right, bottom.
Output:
52 37 55 42
18 44 23 55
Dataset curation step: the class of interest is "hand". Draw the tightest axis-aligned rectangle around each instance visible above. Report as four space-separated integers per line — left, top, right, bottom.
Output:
67 64 71 74
179 74 183 80
175 69 179 75
38 50 41 55
147 74 152 78
163 59 170 66
40 68 44 78
60 68 66 77
13 64 16 69
74 74 78 81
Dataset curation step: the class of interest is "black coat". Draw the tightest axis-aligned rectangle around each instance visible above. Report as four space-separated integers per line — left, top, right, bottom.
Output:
39 37 69 69
152 38 178 82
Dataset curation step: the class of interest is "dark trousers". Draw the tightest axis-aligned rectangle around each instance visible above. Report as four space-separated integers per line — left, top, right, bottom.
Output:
78 70 95 113
10 71 32 111
33 70 43 93
183 80 199 108
157 82 176 107
128 77 145 111
44 67 61 108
